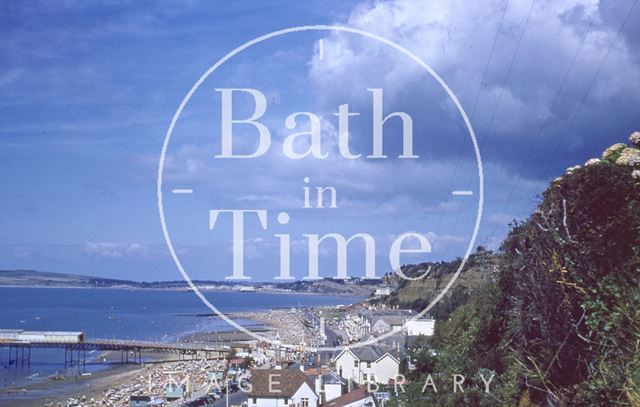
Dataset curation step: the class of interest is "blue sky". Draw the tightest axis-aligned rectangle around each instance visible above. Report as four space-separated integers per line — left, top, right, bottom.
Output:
1 0 639 282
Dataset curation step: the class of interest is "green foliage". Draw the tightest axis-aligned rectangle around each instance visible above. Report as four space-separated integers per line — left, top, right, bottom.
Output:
404 161 640 406
500 163 640 405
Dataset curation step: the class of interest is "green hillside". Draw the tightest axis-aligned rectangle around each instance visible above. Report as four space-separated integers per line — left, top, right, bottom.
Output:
395 132 640 406
379 249 498 320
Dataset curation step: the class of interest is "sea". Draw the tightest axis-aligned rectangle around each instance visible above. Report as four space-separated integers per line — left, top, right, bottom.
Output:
0 287 358 390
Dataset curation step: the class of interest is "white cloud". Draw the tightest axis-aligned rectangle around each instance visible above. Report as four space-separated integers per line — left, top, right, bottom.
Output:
85 242 149 258
309 0 640 142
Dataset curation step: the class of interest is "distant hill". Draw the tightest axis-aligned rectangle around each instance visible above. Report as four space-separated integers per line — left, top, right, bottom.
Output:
0 269 138 288
277 277 382 296
0 269 384 296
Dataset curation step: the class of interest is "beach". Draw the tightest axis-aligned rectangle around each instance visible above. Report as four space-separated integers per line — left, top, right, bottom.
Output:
0 288 359 406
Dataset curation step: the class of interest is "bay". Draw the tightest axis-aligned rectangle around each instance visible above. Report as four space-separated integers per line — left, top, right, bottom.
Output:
0 287 358 388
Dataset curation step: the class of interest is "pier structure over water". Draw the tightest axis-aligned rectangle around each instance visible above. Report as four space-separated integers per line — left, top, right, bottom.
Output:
0 329 230 369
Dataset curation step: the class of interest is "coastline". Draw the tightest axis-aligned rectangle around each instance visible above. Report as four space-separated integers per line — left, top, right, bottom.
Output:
0 351 172 407
0 311 294 406
0 284 363 297
0 298 355 406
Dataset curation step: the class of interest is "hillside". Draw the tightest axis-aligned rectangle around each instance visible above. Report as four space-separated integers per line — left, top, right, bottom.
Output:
0 269 383 296
378 248 498 319
397 132 640 406
278 278 382 296
0 269 137 287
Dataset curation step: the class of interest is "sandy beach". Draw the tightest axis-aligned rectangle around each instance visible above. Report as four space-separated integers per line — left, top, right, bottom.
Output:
0 307 311 406
1 352 226 407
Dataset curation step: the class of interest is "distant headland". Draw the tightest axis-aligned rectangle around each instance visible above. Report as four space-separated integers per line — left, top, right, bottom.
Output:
0 269 385 296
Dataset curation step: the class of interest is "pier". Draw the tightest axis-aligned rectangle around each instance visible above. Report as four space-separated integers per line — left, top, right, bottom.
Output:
1 330 230 369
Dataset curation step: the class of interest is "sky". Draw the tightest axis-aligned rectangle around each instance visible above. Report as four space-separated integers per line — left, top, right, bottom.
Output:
1 0 639 282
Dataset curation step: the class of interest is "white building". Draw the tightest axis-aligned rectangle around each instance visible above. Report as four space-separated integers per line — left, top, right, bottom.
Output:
374 287 391 297
0 330 85 343
405 318 435 336
249 369 318 407
314 371 345 404
334 346 401 385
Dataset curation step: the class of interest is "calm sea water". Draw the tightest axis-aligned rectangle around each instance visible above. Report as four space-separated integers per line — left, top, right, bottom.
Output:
0 287 357 388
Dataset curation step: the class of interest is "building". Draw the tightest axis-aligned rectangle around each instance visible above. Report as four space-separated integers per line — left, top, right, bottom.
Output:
405 318 435 336
322 387 379 407
371 316 404 335
371 318 391 335
249 368 318 407
374 287 391 297
314 371 346 404
334 346 401 385
296 366 347 404
0 330 84 343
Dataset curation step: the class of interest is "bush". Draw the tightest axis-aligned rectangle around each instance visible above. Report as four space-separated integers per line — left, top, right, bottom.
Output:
405 158 640 406
499 162 640 405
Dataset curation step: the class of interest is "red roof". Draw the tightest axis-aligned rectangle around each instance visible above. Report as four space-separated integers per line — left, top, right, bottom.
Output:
322 387 378 407
249 369 314 398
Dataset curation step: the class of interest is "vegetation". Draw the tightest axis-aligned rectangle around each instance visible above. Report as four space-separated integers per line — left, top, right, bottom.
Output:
400 134 640 406
379 248 497 320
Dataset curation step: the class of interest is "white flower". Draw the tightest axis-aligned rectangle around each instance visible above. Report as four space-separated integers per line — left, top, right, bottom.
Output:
585 158 600 166
553 176 563 184
566 165 581 174
630 131 640 148
615 147 640 166
632 170 640 180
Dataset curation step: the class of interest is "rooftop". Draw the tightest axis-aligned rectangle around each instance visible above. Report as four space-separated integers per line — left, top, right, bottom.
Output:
322 387 378 407
249 369 314 398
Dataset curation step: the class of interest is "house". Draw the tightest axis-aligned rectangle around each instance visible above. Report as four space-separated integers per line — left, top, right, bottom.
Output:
297 366 346 404
343 313 371 340
371 318 390 334
374 287 391 297
371 316 404 334
322 387 378 407
315 371 346 404
334 346 401 385
405 318 435 336
249 368 318 407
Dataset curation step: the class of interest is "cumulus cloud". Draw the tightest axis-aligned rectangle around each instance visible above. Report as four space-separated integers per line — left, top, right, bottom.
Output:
153 0 640 271
309 0 640 176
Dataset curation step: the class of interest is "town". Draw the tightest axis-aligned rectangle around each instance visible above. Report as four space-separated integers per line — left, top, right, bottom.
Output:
13 291 443 407
137 299 438 407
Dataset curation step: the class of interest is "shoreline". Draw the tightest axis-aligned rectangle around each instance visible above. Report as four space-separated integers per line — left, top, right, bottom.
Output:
0 285 363 297
0 351 173 406
0 291 363 406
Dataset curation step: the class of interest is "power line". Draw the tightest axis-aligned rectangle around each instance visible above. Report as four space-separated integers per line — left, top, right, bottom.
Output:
440 0 537 259
534 0 639 191
433 0 511 237
485 0 639 246
484 4 604 243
